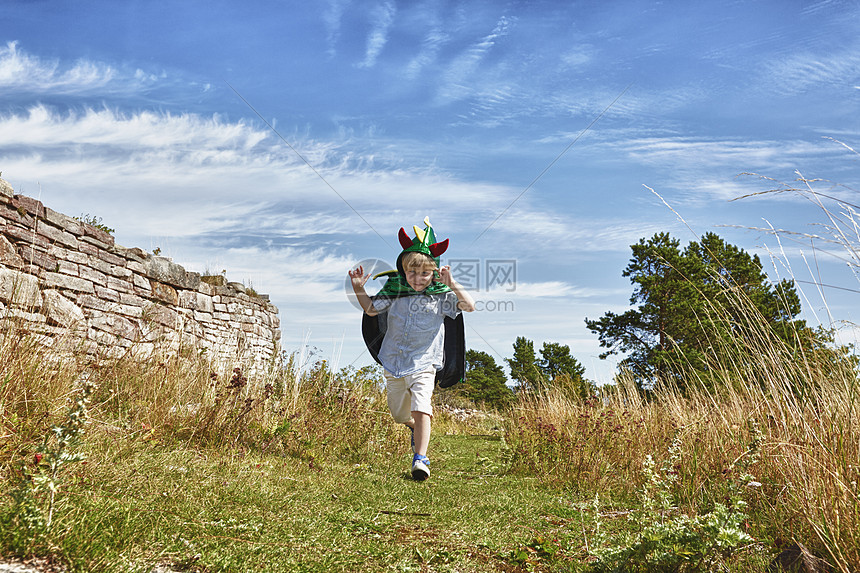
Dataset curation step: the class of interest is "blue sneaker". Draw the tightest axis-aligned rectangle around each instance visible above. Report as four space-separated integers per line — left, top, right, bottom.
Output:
411 454 430 481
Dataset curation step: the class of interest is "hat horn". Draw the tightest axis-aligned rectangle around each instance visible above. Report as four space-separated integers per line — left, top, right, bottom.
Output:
428 239 449 258
398 228 413 249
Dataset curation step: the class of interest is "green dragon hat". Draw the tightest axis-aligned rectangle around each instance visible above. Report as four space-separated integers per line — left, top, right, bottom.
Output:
397 216 449 268
372 216 451 296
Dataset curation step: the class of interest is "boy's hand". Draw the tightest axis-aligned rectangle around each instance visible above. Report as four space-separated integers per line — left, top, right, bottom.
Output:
348 265 370 289
439 265 476 312
438 265 454 287
348 265 378 315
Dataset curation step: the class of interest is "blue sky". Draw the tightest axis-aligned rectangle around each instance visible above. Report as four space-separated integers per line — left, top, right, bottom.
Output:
2 0 859 383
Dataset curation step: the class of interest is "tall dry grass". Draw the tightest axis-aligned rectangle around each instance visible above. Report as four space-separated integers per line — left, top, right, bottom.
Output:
505 168 860 571
507 295 858 570
1 316 402 475
0 323 89 456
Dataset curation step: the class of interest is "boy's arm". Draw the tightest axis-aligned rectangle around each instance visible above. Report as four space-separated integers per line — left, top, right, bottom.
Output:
348 266 379 316
438 266 476 312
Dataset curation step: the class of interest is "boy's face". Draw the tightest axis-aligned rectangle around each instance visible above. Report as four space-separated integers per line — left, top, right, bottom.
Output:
404 267 435 292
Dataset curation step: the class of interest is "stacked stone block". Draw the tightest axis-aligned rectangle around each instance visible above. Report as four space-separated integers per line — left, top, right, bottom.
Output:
0 177 281 374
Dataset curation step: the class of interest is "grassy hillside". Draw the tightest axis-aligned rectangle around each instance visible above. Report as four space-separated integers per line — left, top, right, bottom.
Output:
2 317 856 572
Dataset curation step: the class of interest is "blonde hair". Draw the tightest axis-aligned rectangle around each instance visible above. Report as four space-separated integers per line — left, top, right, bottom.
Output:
401 251 437 271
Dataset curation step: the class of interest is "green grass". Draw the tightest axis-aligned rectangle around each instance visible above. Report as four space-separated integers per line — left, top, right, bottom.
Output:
8 426 590 572
4 407 784 573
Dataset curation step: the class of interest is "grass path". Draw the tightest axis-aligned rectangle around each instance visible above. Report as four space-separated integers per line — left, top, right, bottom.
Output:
39 428 585 572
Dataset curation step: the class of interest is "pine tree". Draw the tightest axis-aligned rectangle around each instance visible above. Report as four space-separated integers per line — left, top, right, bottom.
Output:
456 350 514 408
506 337 542 391
585 232 810 392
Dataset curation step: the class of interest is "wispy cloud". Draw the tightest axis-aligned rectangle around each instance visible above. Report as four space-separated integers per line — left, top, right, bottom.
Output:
220 210 369 239
0 103 526 255
405 26 449 79
486 208 669 255
322 0 351 57
621 136 845 173
0 41 155 95
610 135 858 208
764 43 860 94
436 15 514 104
357 1 397 68
0 104 267 150
199 244 355 301
479 281 626 300
560 44 596 69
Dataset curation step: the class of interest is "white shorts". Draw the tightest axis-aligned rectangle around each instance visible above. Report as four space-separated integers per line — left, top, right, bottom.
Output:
384 369 436 423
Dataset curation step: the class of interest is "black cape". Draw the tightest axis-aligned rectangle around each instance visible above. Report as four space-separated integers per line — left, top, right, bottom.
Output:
362 309 465 388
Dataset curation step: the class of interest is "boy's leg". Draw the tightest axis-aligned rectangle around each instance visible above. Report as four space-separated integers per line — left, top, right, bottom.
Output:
385 373 422 454
384 372 412 424
386 369 435 480
406 369 435 455
406 370 434 481
410 411 431 481
411 411 431 456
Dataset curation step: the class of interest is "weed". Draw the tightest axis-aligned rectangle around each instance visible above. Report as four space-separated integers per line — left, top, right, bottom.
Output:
3 376 93 551
588 422 760 572
509 536 563 570
73 213 115 235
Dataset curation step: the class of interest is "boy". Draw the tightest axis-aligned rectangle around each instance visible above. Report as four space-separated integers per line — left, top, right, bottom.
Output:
348 218 475 480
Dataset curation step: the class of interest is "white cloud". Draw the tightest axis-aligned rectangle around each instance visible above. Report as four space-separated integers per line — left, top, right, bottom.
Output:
358 1 397 68
323 0 350 57
0 103 555 265
0 104 510 205
560 45 595 68
0 41 155 95
405 26 449 79
623 137 794 168
765 44 860 94
489 208 670 255
479 281 626 300
436 15 513 104
832 320 860 348
610 135 855 203
214 245 352 298
0 104 267 150
226 210 372 239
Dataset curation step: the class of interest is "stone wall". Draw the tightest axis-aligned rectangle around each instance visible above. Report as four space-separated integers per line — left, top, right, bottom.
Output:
0 177 281 374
